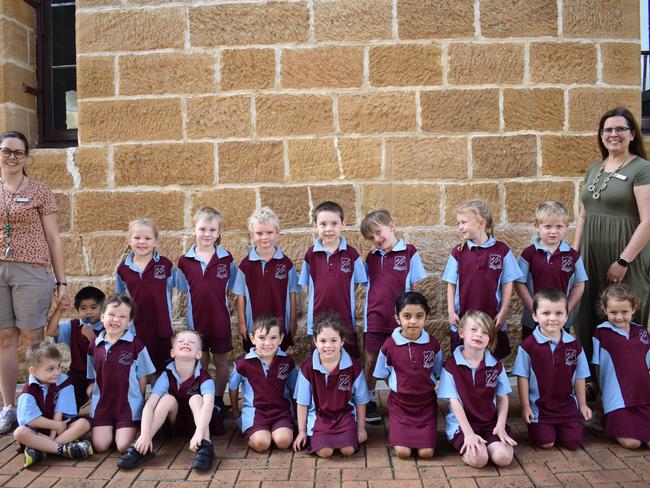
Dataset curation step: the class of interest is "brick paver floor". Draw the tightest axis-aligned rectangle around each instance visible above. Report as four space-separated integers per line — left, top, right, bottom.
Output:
1 389 648 487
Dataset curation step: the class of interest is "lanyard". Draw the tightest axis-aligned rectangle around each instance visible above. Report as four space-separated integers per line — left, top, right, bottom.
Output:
1 174 26 258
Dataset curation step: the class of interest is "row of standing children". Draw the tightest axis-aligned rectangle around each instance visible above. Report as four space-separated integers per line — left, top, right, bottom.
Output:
14 197 649 470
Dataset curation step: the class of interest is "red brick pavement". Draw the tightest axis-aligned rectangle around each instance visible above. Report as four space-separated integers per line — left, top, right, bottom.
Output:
0 390 648 487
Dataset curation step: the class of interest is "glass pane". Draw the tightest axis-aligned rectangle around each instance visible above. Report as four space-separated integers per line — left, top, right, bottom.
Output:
51 67 77 130
51 4 76 67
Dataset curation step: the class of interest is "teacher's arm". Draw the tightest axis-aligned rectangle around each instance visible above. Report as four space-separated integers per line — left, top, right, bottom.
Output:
572 202 586 252
42 212 66 305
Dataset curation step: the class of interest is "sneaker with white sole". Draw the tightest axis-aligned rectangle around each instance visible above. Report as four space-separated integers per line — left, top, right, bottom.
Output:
365 400 383 424
23 448 46 468
0 405 17 434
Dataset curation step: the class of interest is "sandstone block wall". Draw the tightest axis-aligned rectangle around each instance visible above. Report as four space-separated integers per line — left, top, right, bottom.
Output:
0 0 643 361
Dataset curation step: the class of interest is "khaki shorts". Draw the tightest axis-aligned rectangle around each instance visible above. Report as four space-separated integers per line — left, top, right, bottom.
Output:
0 261 54 330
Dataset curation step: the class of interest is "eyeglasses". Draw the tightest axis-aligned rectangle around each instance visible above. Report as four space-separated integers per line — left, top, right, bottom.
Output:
0 148 27 159
601 127 631 135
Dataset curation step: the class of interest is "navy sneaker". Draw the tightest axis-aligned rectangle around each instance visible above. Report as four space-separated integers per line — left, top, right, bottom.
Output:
191 440 215 471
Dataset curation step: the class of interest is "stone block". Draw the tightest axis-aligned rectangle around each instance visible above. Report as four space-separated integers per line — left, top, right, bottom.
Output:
74 191 185 232
563 0 639 38
447 43 524 85
361 184 440 226
288 139 340 182
0 62 36 109
529 42 597 84
602 43 641 85
0 0 35 26
186 95 251 139
74 146 108 188
281 47 364 89
189 3 308 47
503 89 564 131
568 88 640 131
76 56 114 99
219 141 284 184
398 0 475 39
480 0 557 37
220 49 275 91
472 135 537 179
339 137 382 180
338 92 416 133
191 189 256 230
421 89 499 133
278 232 314 267
385 137 467 180
62 235 85 276
28 149 72 190
55 193 71 232
541 136 601 177
408 229 461 274
444 183 501 225
78 98 182 143
260 186 310 229
313 0 392 41
0 18 28 64
504 182 575 223
114 143 214 186
119 53 215 96
0 106 29 139
77 9 184 52
369 44 442 87
256 94 333 136
494 224 536 255
77 0 120 6
310 185 357 226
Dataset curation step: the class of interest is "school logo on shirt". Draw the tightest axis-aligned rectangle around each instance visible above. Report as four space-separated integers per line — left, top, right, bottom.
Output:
639 329 650 345
338 374 351 391
565 348 577 366
488 254 503 271
216 264 228 279
186 382 200 396
561 256 574 273
118 351 134 366
423 350 435 369
275 264 287 280
484 369 499 388
277 363 290 380
340 257 352 273
153 265 167 280
393 255 407 272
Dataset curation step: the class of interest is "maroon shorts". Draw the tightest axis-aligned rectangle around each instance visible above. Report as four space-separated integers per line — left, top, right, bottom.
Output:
450 424 513 452
244 416 293 439
141 336 172 372
167 399 225 438
202 335 233 355
307 429 358 454
364 332 392 354
604 405 650 442
527 421 583 450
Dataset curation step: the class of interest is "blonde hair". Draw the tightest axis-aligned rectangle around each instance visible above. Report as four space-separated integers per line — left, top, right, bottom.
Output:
172 328 203 350
459 310 497 351
360 209 393 239
455 199 494 234
116 218 159 273
534 201 569 226
193 206 223 245
26 342 61 368
248 207 280 233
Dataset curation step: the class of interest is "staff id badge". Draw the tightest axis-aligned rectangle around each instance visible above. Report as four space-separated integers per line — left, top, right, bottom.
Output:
14 197 29 202
612 173 628 181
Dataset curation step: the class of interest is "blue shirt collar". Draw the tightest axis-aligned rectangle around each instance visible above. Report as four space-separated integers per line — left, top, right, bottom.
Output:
185 244 229 260
453 346 497 368
391 327 430 345
532 237 571 253
370 239 407 255
125 250 160 269
244 348 288 360
313 236 348 253
465 235 496 249
597 321 631 338
165 360 202 382
533 326 575 344
311 347 352 373
95 328 135 345
28 372 68 387
246 246 285 262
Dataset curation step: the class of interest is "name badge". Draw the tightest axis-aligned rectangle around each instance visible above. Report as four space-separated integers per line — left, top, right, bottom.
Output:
14 197 29 203
612 173 628 181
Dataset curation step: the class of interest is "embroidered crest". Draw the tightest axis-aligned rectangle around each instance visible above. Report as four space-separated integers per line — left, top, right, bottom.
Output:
118 351 134 366
274 264 287 280
216 264 228 279
340 257 352 273
338 374 351 391
565 348 577 366
422 350 435 369
484 369 499 388
393 255 407 272
561 256 574 273
277 363 290 380
186 382 200 396
153 265 167 280
639 329 650 345
488 254 503 271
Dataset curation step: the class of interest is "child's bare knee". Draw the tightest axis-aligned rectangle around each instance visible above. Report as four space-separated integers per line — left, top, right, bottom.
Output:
13 426 29 443
394 446 411 458
463 451 488 468
248 432 271 452
617 437 641 450
316 448 334 458
271 429 293 450
418 448 434 459
339 446 355 456
540 442 555 449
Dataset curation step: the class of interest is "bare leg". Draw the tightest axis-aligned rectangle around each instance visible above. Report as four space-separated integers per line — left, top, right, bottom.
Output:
54 418 91 444
212 352 229 398
339 446 356 456
0 328 19 406
91 425 114 453
271 427 293 450
364 350 378 394
417 448 434 459
152 394 179 437
617 437 642 449
487 441 514 466
187 395 208 440
394 446 412 459
461 444 489 468
115 427 138 453
315 447 334 458
248 430 272 452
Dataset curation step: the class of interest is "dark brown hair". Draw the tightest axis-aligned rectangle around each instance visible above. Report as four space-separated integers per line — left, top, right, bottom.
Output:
312 201 344 223
312 312 348 343
532 288 568 313
251 314 283 336
597 107 647 160
103 293 136 320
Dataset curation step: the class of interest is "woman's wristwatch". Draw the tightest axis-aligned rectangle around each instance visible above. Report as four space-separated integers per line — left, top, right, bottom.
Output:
56 281 68 286
616 257 630 268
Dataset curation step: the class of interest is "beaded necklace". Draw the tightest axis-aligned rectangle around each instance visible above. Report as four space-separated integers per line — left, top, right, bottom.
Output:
586 157 631 199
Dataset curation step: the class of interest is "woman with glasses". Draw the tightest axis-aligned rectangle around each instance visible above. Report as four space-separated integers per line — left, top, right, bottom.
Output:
573 108 650 364
0 131 67 434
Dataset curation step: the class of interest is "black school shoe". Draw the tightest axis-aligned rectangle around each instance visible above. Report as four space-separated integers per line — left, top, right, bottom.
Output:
365 400 383 424
191 440 215 471
117 445 155 469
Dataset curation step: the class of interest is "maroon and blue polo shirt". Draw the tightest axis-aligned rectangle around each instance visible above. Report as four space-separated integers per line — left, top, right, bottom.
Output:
17 373 77 433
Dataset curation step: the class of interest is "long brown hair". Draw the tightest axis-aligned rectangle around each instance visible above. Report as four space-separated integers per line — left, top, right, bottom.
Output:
597 107 647 160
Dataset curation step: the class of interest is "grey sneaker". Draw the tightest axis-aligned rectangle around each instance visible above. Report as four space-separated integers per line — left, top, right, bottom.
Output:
365 400 382 424
0 406 17 434
23 448 46 468
62 440 94 459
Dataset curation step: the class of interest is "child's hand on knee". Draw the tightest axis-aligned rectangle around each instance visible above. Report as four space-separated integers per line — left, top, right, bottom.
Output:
461 431 486 456
357 426 367 444
521 405 535 424
134 435 153 454
492 425 517 447
54 419 70 435
293 432 306 452
189 432 203 451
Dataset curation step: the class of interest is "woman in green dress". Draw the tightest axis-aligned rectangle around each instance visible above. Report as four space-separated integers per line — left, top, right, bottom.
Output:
574 107 650 361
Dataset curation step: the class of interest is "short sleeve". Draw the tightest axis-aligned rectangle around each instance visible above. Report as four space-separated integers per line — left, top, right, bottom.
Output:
288 266 300 293
432 350 443 378
37 185 58 217
135 347 156 379
516 255 530 284
501 251 523 284
294 370 312 406
298 261 310 288
228 364 243 391
352 371 370 405
575 350 590 379
227 260 237 290
54 320 73 347
592 336 601 365
287 366 298 390
86 351 96 380
151 373 171 397
496 369 512 396
511 347 532 378
115 272 127 294
372 350 390 380
632 160 650 186
408 251 427 284
574 257 588 282
174 267 189 293
437 368 459 400
442 255 458 284
353 256 367 284
232 269 247 296
17 393 42 426
54 383 78 418
199 377 216 396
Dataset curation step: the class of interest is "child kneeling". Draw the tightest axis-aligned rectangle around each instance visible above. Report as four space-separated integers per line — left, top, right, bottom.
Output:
14 343 92 468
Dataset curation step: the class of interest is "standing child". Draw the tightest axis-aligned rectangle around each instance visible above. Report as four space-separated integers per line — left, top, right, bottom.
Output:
443 199 522 359
115 219 175 371
13 343 93 468
360 209 427 423
373 292 441 459
592 284 650 449
233 207 299 352
87 294 156 453
46 286 106 409
117 329 219 471
299 201 367 358
512 288 591 450
229 315 296 452
514 201 587 340
438 311 517 468
293 313 370 458
176 207 237 412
